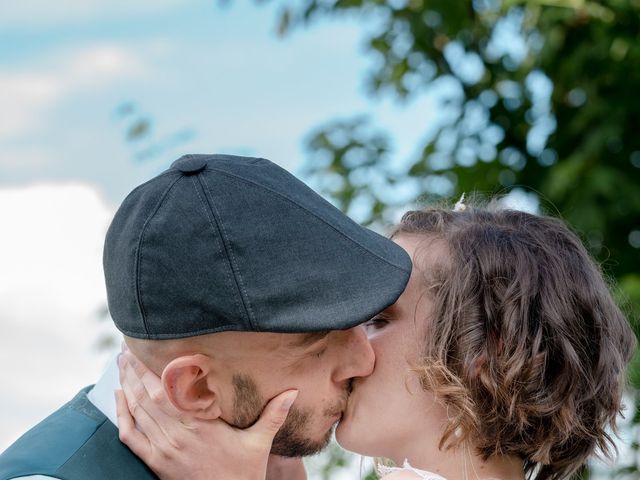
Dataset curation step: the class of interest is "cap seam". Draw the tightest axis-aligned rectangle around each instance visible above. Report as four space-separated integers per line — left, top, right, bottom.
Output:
207 168 411 273
135 173 183 336
116 323 254 339
192 175 256 330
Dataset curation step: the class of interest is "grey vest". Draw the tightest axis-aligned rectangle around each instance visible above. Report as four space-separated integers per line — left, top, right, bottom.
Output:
0 387 157 480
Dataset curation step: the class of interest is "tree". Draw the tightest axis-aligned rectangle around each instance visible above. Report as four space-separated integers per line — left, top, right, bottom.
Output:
272 0 640 476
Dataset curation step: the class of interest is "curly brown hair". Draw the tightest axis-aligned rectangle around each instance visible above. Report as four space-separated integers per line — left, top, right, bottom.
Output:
391 204 636 480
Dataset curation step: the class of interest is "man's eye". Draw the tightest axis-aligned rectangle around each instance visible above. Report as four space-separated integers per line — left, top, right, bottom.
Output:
314 347 327 358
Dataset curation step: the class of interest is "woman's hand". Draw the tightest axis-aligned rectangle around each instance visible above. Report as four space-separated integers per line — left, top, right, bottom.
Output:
115 350 306 480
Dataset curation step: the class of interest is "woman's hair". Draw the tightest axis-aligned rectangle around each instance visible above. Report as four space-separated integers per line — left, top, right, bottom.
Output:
391 202 636 480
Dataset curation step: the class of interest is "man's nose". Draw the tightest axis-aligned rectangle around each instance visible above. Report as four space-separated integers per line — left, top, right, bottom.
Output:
332 325 375 383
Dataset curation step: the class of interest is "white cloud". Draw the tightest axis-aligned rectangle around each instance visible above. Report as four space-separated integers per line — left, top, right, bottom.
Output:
66 44 146 84
0 183 112 322
0 0 186 28
0 73 62 140
0 144 55 170
0 44 145 142
0 183 120 450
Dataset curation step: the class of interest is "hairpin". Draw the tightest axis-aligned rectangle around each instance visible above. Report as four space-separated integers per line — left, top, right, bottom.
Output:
453 193 466 212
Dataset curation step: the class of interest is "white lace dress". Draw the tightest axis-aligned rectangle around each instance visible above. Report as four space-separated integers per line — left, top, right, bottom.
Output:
377 459 447 480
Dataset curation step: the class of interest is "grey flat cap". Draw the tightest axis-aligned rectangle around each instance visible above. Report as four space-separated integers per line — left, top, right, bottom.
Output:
103 154 411 339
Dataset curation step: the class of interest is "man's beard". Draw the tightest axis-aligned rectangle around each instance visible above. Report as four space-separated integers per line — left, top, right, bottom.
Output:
231 374 348 457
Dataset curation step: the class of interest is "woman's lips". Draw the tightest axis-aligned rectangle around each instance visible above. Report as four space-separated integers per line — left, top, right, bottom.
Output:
341 391 358 420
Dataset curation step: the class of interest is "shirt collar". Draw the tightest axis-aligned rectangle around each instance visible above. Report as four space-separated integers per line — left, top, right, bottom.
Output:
87 355 121 426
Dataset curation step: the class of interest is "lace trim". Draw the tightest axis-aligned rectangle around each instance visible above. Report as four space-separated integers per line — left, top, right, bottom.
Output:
377 459 447 480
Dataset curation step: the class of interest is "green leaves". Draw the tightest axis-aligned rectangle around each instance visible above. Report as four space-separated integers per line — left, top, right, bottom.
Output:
288 2 640 473
293 0 640 276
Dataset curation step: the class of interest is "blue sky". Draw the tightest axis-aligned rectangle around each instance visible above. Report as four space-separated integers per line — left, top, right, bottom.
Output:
0 0 438 457
0 0 438 205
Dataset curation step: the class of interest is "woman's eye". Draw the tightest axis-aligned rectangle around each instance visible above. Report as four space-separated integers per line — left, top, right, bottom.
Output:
364 317 389 331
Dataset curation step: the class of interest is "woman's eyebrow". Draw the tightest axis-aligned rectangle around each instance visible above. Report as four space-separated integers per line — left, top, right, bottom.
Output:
372 305 395 319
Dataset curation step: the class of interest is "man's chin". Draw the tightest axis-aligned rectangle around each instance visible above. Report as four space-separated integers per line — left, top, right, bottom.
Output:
271 421 336 457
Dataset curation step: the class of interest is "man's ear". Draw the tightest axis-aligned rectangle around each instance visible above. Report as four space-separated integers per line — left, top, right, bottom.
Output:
161 354 222 419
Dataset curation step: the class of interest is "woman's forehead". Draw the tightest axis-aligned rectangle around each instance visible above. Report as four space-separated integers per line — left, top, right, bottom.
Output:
393 234 449 274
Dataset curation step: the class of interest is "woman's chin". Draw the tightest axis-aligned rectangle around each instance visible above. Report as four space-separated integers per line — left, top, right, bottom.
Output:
334 422 356 452
334 416 352 444
336 414 396 460
334 417 369 455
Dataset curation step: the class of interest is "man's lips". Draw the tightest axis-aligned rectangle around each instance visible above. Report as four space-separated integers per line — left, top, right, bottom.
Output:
341 381 362 419
324 383 352 418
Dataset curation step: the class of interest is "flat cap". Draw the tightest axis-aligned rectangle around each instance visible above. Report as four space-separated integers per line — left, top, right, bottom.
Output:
104 154 411 339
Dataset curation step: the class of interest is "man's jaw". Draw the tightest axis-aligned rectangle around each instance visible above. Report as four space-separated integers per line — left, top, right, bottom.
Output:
271 383 352 458
271 405 334 457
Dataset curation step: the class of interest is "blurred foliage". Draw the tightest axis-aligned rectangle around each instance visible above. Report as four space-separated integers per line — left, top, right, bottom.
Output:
304 442 353 479
115 102 195 162
304 441 380 479
264 0 640 477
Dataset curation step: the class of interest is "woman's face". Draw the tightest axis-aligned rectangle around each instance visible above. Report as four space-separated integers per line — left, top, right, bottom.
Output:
335 234 449 464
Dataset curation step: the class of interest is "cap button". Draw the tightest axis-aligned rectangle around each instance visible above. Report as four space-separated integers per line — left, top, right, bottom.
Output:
172 155 208 175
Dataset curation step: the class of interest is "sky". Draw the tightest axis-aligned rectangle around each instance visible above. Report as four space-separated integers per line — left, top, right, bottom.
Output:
0 0 437 467
0 0 439 204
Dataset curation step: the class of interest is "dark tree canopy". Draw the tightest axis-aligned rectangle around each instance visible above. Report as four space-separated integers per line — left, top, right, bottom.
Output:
273 0 640 475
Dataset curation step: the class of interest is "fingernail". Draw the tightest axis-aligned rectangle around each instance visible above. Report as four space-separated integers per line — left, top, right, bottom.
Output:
281 390 298 410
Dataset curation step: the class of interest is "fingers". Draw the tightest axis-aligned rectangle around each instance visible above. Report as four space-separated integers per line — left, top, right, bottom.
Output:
249 390 298 441
118 354 148 419
121 350 153 387
121 351 176 415
115 389 151 460
119 355 179 444
119 353 182 422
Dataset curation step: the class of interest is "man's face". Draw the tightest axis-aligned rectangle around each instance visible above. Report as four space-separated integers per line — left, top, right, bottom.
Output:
212 326 375 456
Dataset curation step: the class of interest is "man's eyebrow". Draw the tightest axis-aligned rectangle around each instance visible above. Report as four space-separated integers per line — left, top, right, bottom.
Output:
289 330 331 348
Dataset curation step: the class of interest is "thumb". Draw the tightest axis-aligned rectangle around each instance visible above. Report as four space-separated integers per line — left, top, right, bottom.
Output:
249 389 298 441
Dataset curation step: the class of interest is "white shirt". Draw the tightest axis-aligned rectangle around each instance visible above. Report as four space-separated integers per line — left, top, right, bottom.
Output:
378 459 447 480
15 357 121 480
